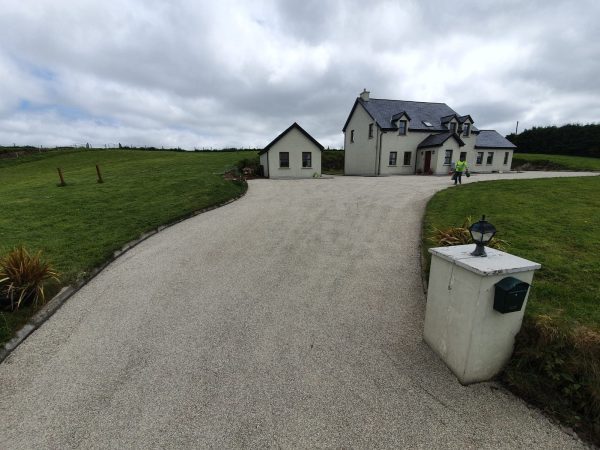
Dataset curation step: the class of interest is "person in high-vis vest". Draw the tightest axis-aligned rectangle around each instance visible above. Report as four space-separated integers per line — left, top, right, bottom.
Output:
453 155 469 185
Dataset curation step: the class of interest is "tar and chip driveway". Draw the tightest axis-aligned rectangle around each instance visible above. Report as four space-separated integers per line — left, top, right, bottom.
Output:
1 172 595 448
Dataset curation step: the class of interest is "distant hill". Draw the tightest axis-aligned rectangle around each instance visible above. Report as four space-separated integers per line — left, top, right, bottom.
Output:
506 123 600 157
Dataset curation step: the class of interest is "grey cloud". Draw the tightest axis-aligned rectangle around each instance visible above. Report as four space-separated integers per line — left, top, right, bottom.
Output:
0 0 598 148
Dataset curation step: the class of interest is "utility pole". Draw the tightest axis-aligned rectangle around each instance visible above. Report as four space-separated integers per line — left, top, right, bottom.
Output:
515 121 519 135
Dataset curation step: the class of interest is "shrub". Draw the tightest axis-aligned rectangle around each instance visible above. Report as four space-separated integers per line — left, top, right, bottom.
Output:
504 316 600 444
235 156 260 173
322 150 344 171
428 216 508 250
0 246 59 311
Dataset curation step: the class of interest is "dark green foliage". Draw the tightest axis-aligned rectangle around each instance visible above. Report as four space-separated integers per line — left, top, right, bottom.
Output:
322 150 344 174
504 316 600 444
506 123 600 157
235 155 261 173
511 153 600 171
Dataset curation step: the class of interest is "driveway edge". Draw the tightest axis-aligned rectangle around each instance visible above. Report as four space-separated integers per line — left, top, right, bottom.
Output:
0 182 248 364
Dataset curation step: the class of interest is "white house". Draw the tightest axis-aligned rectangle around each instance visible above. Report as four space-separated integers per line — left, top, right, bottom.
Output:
259 122 323 178
342 90 516 176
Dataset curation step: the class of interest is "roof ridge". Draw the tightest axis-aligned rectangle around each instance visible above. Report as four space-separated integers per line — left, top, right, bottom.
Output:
368 98 449 105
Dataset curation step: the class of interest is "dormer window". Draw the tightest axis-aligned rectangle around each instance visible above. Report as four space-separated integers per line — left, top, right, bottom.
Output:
449 122 457 134
398 120 407 135
463 123 471 137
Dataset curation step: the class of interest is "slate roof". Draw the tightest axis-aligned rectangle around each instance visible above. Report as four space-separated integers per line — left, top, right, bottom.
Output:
475 130 516 149
343 98 479 133
259 122 324 155
417 132 465 149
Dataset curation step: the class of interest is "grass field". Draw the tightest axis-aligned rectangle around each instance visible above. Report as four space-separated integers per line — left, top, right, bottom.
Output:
512 153 600 171
423 175 600 443
0 149 255 343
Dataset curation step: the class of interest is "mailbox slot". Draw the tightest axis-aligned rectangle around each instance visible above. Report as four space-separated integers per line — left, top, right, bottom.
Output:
494 277 530 314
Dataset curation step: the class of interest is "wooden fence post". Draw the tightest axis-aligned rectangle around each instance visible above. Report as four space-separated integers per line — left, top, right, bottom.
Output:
57 168 66 186
96 164 104 183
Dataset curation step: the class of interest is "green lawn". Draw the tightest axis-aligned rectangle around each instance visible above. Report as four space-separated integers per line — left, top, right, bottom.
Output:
512 153 600 171
423 176 600 329
423 175 600 443
0 149 254 343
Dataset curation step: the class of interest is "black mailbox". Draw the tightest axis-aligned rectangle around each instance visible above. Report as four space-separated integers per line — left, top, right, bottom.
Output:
494 277 530 314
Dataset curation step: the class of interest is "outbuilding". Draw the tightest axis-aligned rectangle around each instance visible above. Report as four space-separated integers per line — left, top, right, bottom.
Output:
259 122 323 178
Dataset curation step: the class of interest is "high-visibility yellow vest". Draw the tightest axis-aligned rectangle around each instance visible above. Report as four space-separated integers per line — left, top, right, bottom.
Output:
455 160 468 172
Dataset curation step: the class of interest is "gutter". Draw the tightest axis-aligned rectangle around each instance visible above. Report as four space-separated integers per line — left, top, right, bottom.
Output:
266 151 269 178
376 127 384 176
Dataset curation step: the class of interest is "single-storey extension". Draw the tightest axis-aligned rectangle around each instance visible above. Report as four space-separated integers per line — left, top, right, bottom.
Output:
259 122 323 178
343 90 516 176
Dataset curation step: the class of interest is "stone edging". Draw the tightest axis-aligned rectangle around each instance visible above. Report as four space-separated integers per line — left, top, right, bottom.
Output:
0 182 248 364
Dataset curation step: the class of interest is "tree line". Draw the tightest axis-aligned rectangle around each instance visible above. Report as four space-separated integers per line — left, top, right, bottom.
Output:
506 123 600 157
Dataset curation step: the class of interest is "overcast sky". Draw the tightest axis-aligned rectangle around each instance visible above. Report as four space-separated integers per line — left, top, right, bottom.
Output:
1 0 598 149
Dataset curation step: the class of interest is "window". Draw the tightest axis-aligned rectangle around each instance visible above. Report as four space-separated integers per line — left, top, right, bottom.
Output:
389 151 397 166
422 121 433 127
476 152 483 164
444 149 453 165
449 122 457 134
279 152 289 168
368 123 374 139
302 152 312 168
350 130 355 143
460 152 467 161
398 120 407 135
403 151 411 165
462 123 470 137
504 151 509 165
487 152 494 164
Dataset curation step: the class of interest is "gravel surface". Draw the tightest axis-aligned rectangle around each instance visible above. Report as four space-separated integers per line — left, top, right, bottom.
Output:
1 172 595 448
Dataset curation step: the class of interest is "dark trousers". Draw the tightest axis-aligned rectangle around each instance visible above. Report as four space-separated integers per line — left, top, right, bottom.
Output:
454 171 463 184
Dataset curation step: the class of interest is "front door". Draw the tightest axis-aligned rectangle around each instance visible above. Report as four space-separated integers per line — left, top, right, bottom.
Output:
424 151 432 173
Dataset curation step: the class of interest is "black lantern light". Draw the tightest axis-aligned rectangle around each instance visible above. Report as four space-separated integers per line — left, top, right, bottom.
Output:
469 215 497 257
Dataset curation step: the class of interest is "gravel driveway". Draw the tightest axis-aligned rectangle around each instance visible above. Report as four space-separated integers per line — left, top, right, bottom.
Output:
1 172 594 448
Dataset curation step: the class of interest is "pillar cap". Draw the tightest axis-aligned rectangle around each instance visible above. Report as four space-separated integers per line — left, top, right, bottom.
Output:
429 244 541 276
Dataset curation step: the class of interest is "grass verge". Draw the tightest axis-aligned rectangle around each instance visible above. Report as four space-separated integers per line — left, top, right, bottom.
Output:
512 153 600 171
422 176 600 444
0 148 255 345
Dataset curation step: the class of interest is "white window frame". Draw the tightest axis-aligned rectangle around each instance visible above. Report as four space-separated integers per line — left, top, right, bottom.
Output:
444 149 453 165
302 152 312 168
476 152 484 165
398 120 407 135
403 151 411 166
279 152 289 168
462 123 470 137
486 152 494 165
389 151 397 166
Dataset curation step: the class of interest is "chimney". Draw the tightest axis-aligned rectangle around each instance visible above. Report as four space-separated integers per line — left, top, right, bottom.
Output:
360 88 370 101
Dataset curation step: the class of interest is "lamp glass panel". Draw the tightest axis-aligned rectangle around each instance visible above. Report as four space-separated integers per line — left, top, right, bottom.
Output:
471 230 483 242
482 231 495 243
